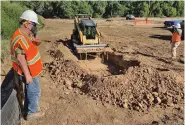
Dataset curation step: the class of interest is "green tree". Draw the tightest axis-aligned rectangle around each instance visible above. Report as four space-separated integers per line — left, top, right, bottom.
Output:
142 1 150 17
118 4 127 17
162 1 177 17
71 1 80 15
149 1 161 17
13 1 184 18
57 1 74 18
173 1 184 17
78 1 93 15
120 1 134 16
89 1 107 18
104 1 122 17
168 7 177 17
42 1 55 18
131 1 149 17
17 1 45 15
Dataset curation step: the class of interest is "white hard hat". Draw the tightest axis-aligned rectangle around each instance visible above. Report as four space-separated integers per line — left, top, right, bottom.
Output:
20 10 39 24
174 23 181 29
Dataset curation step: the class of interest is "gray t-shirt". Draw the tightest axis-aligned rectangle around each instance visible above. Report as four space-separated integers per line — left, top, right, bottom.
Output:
170 27 182 34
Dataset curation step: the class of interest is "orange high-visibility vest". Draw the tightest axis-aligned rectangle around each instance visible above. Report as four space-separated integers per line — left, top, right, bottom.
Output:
172 32 181 42
10 28 42 77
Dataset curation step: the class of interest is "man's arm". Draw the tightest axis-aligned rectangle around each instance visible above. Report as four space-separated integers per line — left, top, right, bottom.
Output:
169 27 174 33
16 54 32 84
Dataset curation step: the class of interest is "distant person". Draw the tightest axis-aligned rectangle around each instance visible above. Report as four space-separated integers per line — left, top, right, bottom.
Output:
170 23 182 60
10 10 44 120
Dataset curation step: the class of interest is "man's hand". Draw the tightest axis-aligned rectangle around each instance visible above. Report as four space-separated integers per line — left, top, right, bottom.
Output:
31 34 41 46
25 74 33 84
34 34 40 42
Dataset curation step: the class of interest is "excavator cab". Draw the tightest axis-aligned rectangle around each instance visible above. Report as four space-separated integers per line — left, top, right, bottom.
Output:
79 20 96 39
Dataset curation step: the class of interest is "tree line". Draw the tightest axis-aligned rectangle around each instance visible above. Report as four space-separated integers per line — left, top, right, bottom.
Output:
15 1 184 18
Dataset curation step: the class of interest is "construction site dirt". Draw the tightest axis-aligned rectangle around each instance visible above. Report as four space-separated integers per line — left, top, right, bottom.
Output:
1 18 184 125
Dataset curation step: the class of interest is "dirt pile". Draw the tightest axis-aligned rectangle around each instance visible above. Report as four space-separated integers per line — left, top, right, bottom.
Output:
82 66 184 111
44 51 87 90
44 43 183 113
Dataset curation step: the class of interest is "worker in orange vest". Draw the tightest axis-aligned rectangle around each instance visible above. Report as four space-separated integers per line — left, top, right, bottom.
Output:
10 10 44 120
170 23 182 60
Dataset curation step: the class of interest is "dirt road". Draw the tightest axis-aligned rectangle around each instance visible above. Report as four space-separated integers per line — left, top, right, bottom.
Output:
1 18 184 125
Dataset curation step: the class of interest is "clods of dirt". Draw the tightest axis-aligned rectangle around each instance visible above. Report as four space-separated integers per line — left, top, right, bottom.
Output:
44 43 184 113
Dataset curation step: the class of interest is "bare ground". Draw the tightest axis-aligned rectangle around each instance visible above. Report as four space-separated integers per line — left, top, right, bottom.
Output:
1 18 184 125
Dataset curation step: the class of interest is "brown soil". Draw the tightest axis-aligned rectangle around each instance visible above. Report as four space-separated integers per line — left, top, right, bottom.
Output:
1 18 184 125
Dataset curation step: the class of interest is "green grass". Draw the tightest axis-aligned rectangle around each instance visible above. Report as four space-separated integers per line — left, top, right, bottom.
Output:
1 40 10 63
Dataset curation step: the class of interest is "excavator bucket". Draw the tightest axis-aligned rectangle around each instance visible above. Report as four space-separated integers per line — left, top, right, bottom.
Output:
74 43 112 53
73 43 112 60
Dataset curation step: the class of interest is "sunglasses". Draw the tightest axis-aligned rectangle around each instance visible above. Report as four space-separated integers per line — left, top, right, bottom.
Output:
31 22 37 27
29 22 37 27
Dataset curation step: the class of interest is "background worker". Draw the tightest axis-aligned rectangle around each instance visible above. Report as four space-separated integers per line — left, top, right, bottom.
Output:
10 10 44 121
170 23 182 60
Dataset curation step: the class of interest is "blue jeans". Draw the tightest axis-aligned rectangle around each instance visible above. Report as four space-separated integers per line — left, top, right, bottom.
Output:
19 76 41 115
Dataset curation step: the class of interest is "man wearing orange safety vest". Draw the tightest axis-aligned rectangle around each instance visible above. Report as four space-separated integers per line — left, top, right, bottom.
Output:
10 10 44 120
170 23 182 60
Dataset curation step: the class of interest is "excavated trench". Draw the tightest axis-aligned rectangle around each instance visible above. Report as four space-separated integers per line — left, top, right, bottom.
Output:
106 53 140 74
77 52 140 76
62 40 141 76
44 42 184 112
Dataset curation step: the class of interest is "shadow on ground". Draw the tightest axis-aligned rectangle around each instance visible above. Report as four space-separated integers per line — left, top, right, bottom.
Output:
149 35 171 41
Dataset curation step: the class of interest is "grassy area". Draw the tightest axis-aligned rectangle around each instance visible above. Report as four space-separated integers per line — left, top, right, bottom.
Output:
2 1 28 39
1 40 10 63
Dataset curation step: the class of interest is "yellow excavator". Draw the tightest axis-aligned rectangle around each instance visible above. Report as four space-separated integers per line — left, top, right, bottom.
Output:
70 14 112 59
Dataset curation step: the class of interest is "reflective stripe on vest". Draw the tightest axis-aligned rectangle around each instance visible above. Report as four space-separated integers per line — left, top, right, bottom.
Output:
27 52 41 65
11 36 21 54
11 56 23 75
11 52 41 66
20 36 29 50
11 36 21 49
11 35 29 53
